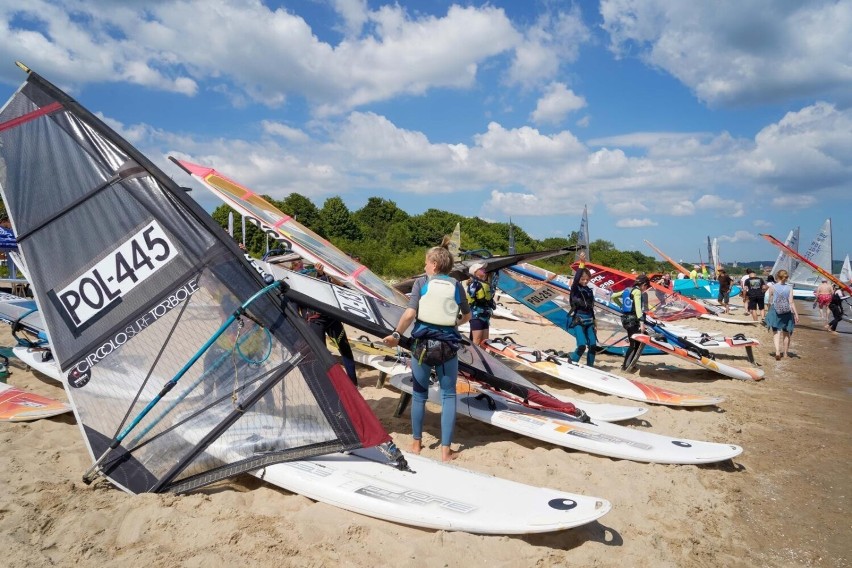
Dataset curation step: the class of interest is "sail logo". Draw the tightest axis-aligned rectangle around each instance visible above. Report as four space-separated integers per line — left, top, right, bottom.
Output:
523 285 557 307
55 221 177 328
331 285 380 325
68 277 201 387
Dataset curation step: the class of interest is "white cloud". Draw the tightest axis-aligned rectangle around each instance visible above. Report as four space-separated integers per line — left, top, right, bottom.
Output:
261 121 310 143
695 194 744 217
607 200 649 216
771 195 817 209
0 1 522 115
600 0 852 106
737 103 852 194
332 0 369 37
616 218 658 228
718 230 757 243
530 82 587 125
752 219 771 228
506 7 591 86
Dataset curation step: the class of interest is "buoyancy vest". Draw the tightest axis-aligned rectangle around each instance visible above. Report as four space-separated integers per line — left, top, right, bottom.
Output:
417 275 461 326
621 287 636 314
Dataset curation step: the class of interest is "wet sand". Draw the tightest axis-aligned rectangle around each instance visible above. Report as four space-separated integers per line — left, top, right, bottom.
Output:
0 298 849 567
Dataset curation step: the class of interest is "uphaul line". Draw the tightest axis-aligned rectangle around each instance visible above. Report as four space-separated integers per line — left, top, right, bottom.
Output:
68 277 201 387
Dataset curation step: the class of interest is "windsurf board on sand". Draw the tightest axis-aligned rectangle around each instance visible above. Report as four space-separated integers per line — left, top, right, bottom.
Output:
631 334 765 381
388 374 742 465
0 381 70 422
184 417 611 534
480 337 725 407
14 343 611 533
344 337 648 423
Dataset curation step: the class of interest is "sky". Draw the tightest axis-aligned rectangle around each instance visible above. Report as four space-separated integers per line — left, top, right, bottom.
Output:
1 0 850 264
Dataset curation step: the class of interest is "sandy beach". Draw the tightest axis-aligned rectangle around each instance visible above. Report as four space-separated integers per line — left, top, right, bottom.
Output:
1 297 849 568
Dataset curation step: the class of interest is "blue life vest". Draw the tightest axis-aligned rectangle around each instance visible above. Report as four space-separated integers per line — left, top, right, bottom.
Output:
621 287 636 314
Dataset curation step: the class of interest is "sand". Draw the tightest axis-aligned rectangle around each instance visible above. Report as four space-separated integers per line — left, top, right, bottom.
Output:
0 298 849 568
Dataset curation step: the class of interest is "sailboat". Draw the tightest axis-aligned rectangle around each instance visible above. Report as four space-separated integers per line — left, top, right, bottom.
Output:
761 219 850 296
763 219 844 298
768 227 800 278
841 254 851 285
0 63 612 532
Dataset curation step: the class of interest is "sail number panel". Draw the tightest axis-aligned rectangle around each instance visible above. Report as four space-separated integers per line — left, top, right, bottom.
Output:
55 220 177 327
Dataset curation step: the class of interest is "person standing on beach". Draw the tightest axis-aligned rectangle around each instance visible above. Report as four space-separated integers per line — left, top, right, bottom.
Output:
620 274 651 370
296 262 359 387
717 269 733 314
744 269 767 322
689 265 699 287
815 280 834 326
765 269 799 359
567 252 597 366
828 285 846 333
383 243 471 462
465 262 495 346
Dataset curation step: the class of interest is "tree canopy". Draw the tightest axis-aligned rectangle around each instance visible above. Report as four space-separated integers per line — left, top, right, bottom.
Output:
210 191 668 279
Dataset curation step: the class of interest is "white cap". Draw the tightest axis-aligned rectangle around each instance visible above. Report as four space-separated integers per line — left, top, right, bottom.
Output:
469 262 487 277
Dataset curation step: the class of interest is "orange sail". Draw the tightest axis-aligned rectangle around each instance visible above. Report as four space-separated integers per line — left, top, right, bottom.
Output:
644 240 691 276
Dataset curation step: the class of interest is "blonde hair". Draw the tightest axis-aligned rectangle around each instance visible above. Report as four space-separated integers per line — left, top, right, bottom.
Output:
426 244 454 274
775 269 789 283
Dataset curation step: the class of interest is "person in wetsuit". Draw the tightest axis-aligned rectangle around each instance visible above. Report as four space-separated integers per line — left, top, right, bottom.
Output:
567 252 597 366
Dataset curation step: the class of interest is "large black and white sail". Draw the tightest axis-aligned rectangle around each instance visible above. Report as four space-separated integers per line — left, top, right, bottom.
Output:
0 64 390 494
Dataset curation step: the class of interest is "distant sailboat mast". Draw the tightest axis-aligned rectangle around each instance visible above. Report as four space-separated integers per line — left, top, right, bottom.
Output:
576 205 590 262
508 218 516 255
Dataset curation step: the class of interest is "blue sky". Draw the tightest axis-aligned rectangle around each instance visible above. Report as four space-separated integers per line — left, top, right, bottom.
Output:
1 0 850 264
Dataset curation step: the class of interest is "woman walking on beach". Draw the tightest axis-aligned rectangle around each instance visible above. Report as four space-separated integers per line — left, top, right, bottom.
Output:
765 269 799 360
567 252 597 366
383 243 471 462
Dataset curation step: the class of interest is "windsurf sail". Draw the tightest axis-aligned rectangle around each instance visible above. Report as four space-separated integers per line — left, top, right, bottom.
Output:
644 240 691 277
761 230 851 295
576 206 590 262
841 254 851 284
172 159 411 307
448 222 462 262
508 218 516 255
712 238 721 271
788 219 832 290
0 64 394 494
769 227 799 277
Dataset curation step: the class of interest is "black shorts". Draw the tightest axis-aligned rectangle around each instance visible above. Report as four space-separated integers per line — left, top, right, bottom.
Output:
718 290 730 304
747 297 765 311
469 317 489 331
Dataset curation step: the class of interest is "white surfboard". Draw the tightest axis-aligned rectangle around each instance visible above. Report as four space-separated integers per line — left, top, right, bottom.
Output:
187 419 611 534
481 338 725 407
345 338 648 423
389 374 742 465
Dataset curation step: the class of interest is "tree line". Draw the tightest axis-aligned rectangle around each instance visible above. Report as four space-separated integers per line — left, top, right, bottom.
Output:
212 193 665 278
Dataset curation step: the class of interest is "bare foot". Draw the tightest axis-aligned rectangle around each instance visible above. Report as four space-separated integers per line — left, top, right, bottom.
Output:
441 446 459 462
410 439 422 455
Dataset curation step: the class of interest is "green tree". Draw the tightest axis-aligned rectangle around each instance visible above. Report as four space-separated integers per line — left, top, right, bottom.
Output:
278 193 321 230
353 197 409 241
319 196 362 241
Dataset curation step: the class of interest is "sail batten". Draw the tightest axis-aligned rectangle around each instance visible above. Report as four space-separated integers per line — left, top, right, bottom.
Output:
0 67 391 494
